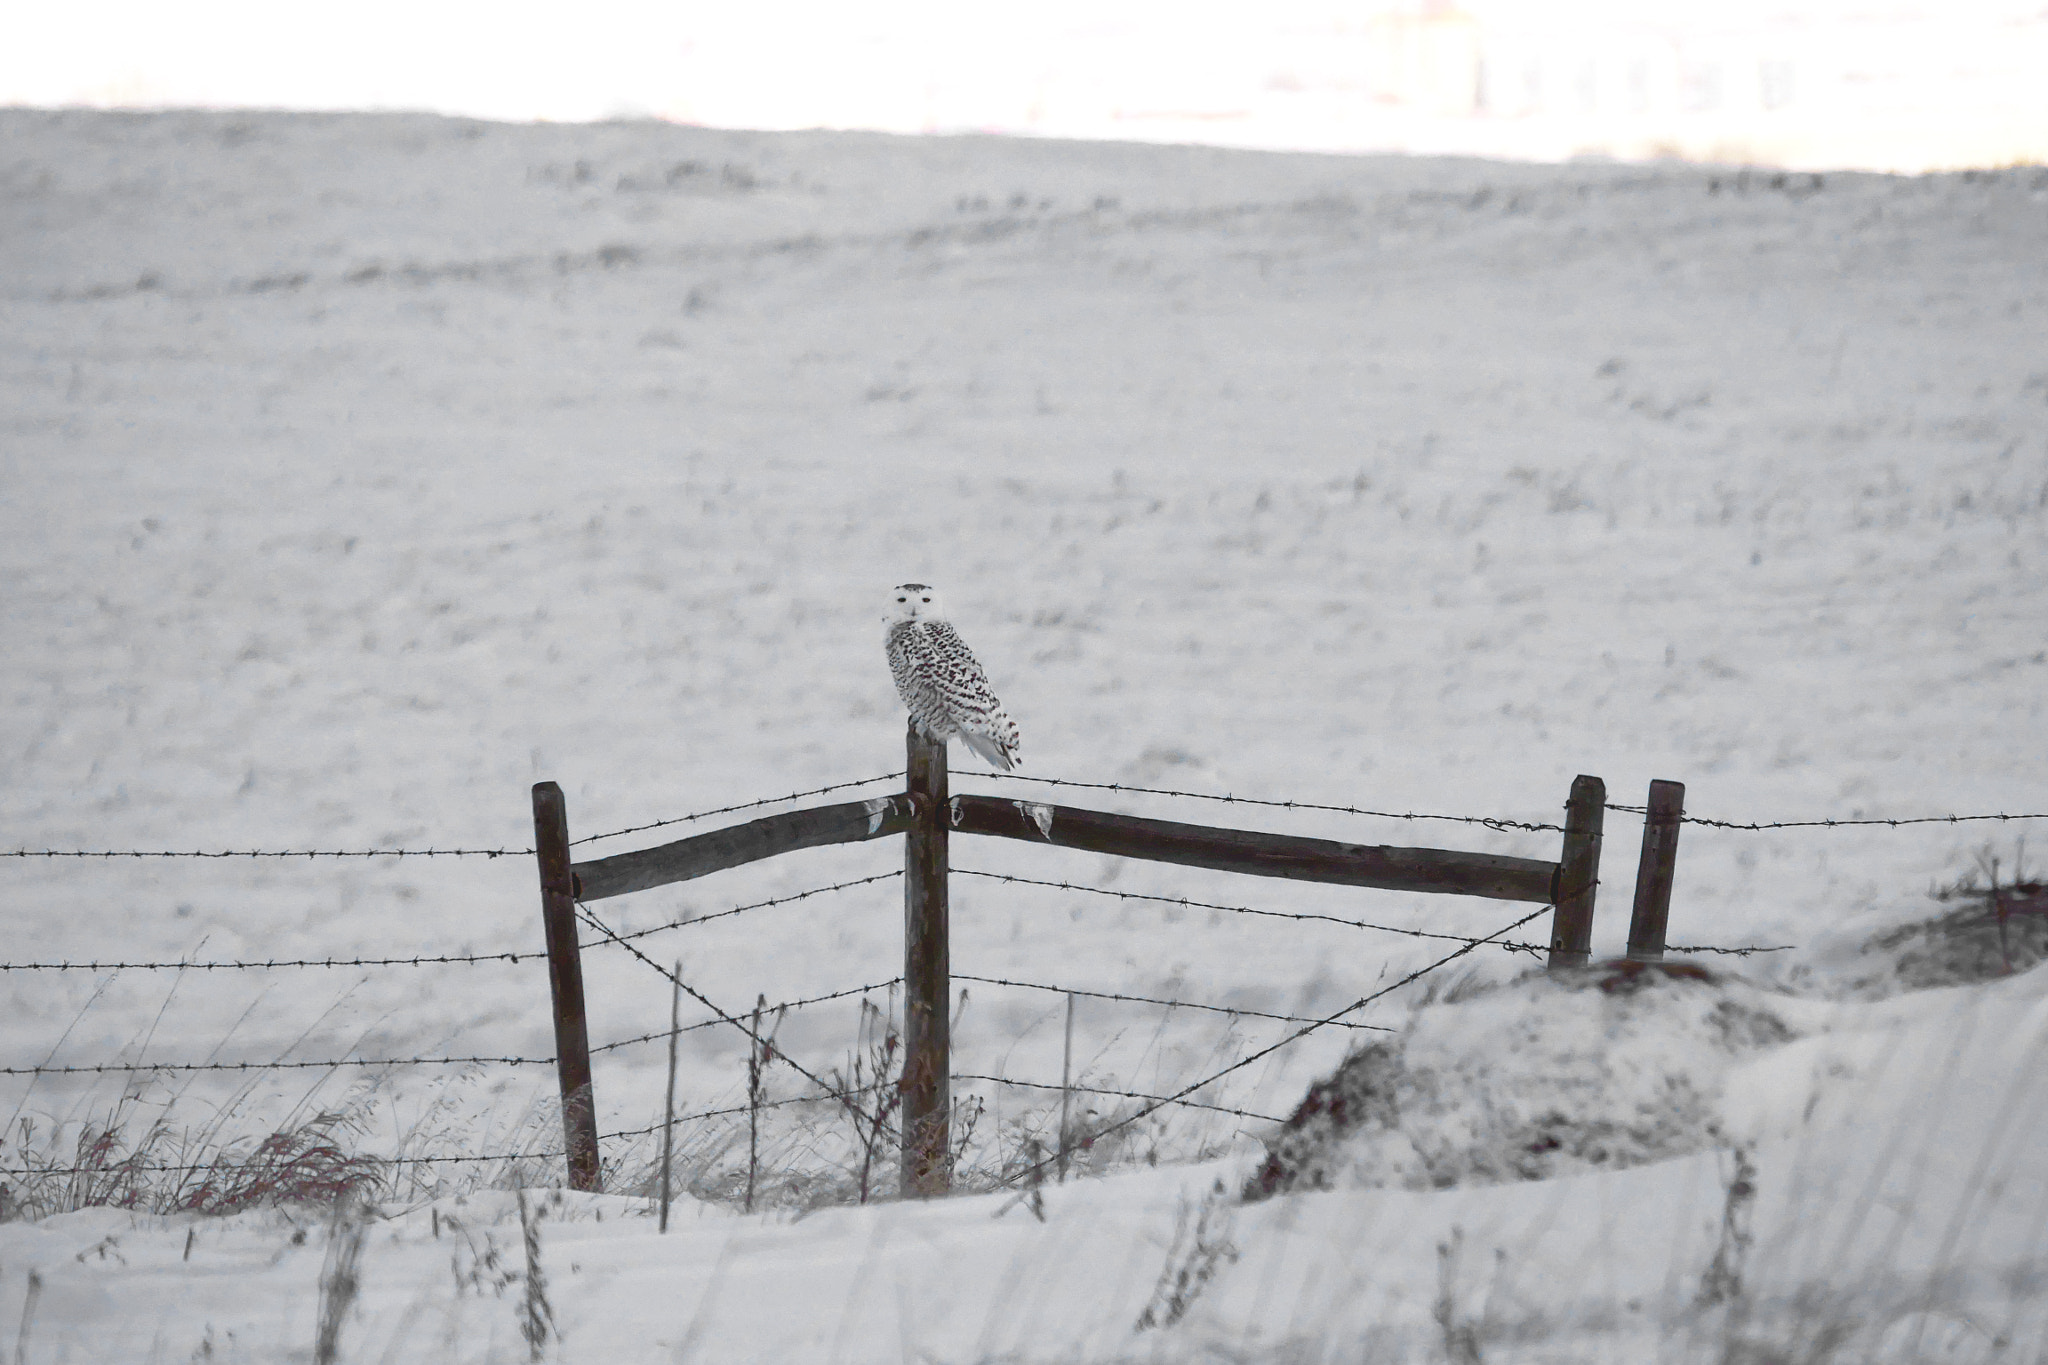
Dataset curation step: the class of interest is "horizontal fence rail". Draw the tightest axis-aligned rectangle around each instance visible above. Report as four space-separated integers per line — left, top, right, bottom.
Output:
948 794 1561 902
571 796 919 901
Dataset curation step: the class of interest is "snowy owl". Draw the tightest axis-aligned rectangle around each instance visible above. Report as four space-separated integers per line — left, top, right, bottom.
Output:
885 584 1023 772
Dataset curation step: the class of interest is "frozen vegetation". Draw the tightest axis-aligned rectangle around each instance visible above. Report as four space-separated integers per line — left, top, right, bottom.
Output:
0 108 2044 1359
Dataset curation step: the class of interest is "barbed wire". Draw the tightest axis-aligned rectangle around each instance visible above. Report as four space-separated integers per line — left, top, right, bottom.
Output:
976 772 1565 833
1666 942 1795 957
4 847 529 860
952 973 1392 1033
954 869 1549 954
585 872 901 949
0 949 542 972
1604 805 2048 831
11 780 2040 863
0 1053 550 1076
996 904 1554 1193
570 773 903 846
590 978 902 1056
953 1073 1286 1123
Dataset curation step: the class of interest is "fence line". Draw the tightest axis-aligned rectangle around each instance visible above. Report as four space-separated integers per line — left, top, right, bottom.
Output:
19 762 2029 1199
955 868 1551 954
9 800 2042 863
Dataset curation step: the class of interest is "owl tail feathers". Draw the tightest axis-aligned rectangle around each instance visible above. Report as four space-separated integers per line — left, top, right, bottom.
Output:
961 728 1020 773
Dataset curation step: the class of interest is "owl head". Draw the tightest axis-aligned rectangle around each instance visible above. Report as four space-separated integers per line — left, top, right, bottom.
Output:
887 582 945 624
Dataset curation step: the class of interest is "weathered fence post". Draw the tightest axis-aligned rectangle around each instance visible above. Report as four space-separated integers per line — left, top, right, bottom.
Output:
1626 779 1685 961
1548 774 1606 970
532 781 601 1192
901 720 952 1197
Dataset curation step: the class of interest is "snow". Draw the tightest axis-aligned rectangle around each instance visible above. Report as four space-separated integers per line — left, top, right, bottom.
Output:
5 970 2045 1360
1 107 2045 1358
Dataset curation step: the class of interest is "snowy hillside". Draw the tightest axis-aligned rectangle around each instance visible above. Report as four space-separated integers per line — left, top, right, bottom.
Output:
0 107 2044 1359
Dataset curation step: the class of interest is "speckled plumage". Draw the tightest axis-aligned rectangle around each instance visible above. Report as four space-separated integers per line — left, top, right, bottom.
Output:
885 585 1022 772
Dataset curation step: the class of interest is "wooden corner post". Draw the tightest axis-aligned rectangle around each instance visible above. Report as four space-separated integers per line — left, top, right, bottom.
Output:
1548 774 1606 971
532 781 601 1192
901 720 952 1198
1626 779 1685 961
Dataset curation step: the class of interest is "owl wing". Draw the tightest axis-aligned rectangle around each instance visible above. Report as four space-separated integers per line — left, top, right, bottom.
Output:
926 622 1022 770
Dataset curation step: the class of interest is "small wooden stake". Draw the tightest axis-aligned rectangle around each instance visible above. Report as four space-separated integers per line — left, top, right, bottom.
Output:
1548 774 1606 971
659 960 681 1232
901 719 952 1198
1057 991 1076 1184
533 781 601 1192
1626 780 1685 961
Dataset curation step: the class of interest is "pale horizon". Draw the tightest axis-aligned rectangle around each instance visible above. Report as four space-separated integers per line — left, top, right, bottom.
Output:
6 2 2047 173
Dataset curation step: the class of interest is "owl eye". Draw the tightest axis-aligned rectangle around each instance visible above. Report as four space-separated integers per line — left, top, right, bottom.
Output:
920 596 931 603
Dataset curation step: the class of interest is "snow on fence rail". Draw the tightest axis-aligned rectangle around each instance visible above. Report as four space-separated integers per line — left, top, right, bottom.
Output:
7 756 2041 1196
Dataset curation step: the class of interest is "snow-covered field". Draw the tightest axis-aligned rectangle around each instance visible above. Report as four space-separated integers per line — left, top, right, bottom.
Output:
2 108 2045 1359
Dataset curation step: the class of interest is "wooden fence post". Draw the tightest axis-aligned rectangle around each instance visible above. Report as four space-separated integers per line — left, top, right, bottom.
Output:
1548 774 1605 970
532 781 601 1192
1626 779 1685 961
901 720 951 1197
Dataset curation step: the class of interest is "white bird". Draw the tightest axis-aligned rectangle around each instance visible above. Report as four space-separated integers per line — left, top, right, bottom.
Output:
884 584 1022 772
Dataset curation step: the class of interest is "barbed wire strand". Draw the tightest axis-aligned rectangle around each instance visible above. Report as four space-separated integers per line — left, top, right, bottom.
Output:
955 868 1549 954
0 1053 551 1076
11 786 2042 862
573 901 902 1145
0 949 542 972
586 872 902 949
953 1073 1286 1123
571 773 903 846
1604 805 2048 831
952 973 1392 1033
4 847 529 860
975 771 1566 833
1665 942 1795 957
996 904 1553 1196
590 978 902 1056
